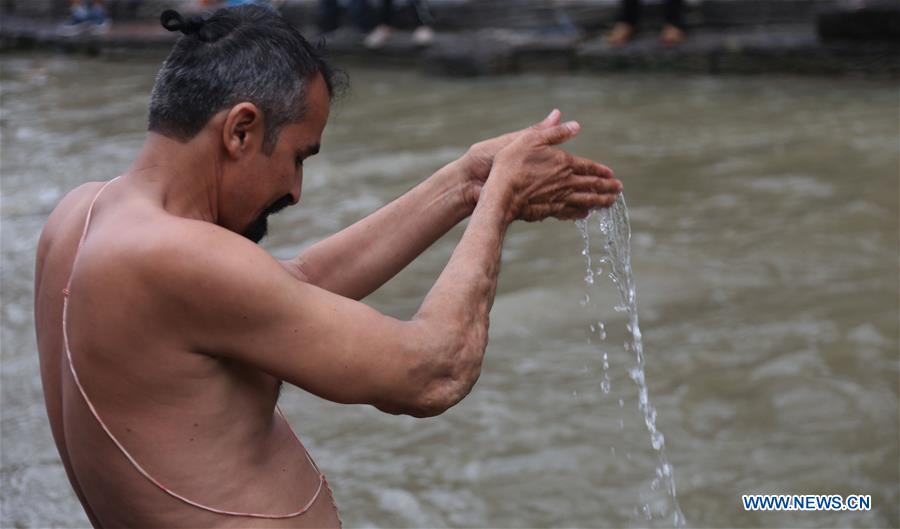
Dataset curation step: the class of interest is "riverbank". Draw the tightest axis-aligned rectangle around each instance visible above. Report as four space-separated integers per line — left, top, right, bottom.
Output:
1 0 897 77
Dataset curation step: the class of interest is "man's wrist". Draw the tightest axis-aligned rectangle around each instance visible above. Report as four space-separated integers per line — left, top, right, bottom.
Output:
478 174 516 227
425 157 476 221
435 156 479 216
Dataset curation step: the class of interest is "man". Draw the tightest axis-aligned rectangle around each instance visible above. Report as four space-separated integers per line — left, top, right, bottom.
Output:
34 5 621 528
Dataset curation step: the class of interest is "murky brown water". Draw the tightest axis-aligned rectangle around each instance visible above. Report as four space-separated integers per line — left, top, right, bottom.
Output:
1 53 898 528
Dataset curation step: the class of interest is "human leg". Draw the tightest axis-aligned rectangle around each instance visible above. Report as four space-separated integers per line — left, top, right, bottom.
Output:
347 0 375 31
365 0 392 48
317 0 340 32
606 0 639 46
663 0 684 28
378 0 393 26
660 0 685 45
410 0 434 26
87 0 110 34
620 0 640 26
410 0 433 46
60 0 91 36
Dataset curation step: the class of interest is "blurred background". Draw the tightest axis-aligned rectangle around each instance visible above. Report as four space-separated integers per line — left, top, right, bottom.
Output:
1 1 898 528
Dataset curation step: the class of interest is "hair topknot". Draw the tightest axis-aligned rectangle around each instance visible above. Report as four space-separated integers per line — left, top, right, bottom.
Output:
160 10 209 41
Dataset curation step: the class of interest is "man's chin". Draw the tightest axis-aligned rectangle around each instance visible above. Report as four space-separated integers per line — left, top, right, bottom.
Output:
241 216 269 244
243 195 293 243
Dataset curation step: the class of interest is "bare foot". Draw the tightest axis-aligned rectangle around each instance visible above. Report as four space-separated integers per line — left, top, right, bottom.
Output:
605 22 635 47
659 24 685 47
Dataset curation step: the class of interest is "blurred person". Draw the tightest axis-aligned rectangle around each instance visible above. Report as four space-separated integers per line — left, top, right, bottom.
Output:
317 0 374 34
200 0 279 9
364 0 434 49
60 0 110 36
34 5 620 528
606 0 685 47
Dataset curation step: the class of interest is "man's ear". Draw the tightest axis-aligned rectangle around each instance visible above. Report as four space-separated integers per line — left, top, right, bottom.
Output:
222 102 263 159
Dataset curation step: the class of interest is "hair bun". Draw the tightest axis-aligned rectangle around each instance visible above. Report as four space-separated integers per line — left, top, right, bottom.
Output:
160 10 207 39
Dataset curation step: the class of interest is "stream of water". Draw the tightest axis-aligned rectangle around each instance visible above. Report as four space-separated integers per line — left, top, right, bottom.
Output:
578 196 686 527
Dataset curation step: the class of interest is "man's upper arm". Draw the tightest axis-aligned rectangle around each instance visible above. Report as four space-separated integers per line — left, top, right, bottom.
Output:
144 224 427 412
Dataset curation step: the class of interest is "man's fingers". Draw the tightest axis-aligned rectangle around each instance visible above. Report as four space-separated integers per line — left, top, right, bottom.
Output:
570 174 623 194
570 156 614 179
532 108 562 130
492 109 562 151
564 191 619 210
537 121 580 146
556 207 593 221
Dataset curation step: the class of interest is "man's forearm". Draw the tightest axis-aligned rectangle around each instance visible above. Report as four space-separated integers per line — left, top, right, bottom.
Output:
289 159 474 300
403 177 513 414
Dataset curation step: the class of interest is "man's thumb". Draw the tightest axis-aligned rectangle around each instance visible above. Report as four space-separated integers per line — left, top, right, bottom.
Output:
533 108 561 130
538 121 581 145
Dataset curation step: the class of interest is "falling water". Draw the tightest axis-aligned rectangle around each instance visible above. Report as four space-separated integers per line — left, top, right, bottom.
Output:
576 195 686 527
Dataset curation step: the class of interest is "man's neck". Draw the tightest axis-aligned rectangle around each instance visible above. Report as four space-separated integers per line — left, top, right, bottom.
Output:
125 132 221 224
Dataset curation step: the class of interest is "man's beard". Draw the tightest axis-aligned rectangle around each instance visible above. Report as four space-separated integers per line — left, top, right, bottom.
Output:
241 194 293 244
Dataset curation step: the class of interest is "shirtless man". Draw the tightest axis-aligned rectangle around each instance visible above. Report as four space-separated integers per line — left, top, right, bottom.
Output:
33 5 622 528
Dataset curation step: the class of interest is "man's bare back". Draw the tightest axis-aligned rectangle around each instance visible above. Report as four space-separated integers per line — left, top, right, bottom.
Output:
35 180 340 528
33 6 621 527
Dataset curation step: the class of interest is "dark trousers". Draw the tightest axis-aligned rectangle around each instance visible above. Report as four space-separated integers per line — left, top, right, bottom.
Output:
619 0 684 29
318 0 374 32
378 0 433 27
318 0 432 32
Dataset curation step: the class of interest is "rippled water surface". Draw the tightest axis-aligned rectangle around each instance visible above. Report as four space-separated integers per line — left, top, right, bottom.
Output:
1 53 898 528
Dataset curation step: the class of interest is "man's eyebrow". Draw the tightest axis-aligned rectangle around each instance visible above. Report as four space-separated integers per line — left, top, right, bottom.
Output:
298 144 320 158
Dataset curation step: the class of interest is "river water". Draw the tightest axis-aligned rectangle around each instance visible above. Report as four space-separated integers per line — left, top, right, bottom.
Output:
1 53 897 528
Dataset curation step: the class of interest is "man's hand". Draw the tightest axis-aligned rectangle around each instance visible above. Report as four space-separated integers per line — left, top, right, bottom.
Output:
459 109 563 209
487 120 622 222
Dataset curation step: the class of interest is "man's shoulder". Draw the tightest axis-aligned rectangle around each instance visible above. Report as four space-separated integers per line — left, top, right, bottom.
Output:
39 181 106 250
126 214 275 283
125 214 291 309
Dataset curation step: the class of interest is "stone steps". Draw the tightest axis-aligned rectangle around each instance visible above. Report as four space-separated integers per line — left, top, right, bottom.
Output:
2 0 897 78
0 0 846 29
